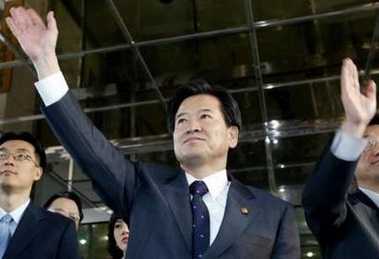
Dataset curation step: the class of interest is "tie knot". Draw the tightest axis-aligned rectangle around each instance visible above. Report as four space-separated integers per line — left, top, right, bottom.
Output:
1 214 12 224
190 181 208 197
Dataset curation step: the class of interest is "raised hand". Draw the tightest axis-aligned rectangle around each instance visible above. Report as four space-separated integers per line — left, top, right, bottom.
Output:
341 58 377 138
6 7 60 79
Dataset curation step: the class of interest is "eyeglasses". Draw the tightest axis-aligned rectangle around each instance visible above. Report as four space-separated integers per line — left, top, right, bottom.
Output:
365 136 378 150
0 151 40 167
48 208 81 224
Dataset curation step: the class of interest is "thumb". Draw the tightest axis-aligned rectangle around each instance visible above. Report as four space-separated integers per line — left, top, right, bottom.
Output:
365 80 377 101
46 11 58 33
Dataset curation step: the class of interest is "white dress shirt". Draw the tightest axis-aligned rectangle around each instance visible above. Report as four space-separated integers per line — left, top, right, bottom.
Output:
0 199 30 236
186 170 230 245
331 129 379 209
331 129 367 161
35 72 68 106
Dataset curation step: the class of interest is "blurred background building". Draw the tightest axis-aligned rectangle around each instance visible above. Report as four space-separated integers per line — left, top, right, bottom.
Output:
1 0 379 258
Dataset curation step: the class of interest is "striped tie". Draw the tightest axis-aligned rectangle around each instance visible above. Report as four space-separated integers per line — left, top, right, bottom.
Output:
0 214 13 258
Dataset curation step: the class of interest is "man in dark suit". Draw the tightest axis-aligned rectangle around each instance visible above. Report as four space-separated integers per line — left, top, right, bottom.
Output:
302 58 379 258
6 7 300 259
0 132 80 259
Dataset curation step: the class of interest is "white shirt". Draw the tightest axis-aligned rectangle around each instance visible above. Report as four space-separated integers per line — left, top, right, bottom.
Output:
35 72 68 106
331 129 367 161
186 170 230 245
0 199 30 235
331 129 379 209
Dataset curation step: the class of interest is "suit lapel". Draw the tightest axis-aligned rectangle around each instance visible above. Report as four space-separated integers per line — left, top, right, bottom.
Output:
5 203 46 259
162 170 193 252
353 189 379 213
204 179 257 259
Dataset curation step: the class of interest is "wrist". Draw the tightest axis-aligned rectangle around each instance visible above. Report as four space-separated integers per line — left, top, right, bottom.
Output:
32 52 60 80
341 120 367 138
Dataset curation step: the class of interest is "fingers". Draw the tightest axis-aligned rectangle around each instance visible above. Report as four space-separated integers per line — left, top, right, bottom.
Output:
27 8 46 27
9 7 31 32
6 7 48 36
341 58 360 91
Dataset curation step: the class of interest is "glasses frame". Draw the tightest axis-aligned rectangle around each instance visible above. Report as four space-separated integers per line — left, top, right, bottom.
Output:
0 150 40 167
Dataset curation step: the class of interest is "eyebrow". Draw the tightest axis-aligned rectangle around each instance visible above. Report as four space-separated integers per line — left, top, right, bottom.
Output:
0 147 32 154
175 108 214 119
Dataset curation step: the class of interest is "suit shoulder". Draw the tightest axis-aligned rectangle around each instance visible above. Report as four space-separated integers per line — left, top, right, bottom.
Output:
40 207 75 225
243 185 293 208
134 159 180 179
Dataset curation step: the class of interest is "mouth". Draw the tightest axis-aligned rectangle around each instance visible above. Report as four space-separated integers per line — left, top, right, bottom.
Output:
121 236 129 243
0 170 16 175
184 137 204 144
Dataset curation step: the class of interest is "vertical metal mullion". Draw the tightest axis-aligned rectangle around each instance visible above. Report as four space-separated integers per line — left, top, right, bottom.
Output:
244 0 277 194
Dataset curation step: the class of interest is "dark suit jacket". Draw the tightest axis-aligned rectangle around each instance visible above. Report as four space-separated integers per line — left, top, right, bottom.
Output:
3 202 80 259
42 91 300 259
302 146 379 259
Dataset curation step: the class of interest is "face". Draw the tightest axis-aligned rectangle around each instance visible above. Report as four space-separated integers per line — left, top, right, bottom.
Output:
173 94 238 171
48 197 81 230
0 140 42 193
114 219 129 253
356 125 379 187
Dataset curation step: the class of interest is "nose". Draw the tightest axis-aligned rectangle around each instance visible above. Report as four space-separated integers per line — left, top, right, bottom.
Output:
186 119 201 134
4 155 15 165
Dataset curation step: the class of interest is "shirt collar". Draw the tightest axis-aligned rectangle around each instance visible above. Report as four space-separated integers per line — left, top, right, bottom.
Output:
0 199 30 224
359 187 379 208
186 169 229 199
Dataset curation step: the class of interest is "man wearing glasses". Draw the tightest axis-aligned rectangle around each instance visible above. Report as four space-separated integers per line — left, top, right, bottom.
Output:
302 58 379 258
0 132 80 259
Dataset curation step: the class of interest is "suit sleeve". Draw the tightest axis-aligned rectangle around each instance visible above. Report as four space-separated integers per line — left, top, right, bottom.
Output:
272 204 301 259
301 143 358 240
42 91 137 216
57 221 81 259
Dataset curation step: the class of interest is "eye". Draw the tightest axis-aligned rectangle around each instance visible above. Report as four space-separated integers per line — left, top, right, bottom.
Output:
366 137 377 150
200 114 211 119
176 118 186 124
0 152 8 160
16 153 29 161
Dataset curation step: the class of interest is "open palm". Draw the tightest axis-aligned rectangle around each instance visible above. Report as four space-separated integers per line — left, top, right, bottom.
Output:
341 58 377 134
5 8 58 62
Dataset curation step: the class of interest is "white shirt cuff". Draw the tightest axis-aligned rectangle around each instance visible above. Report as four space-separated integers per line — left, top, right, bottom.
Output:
35 72 69 106
331 129 367 161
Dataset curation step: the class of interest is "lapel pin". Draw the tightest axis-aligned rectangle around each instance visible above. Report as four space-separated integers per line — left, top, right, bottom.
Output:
240 207 249 215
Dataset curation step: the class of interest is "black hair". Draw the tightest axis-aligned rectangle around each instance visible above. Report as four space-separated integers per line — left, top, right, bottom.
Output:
368 114 379 126
0 131 46 170
43 191 84 223
107 213 125 259
166 78 242 133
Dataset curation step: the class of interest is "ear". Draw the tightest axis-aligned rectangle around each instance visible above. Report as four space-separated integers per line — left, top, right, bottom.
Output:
33 167 43 181
228 126 239 148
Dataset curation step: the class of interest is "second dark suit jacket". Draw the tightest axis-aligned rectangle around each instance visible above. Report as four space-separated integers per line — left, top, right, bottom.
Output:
42 91 300 259
302 146 379 259
3 202 80 259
